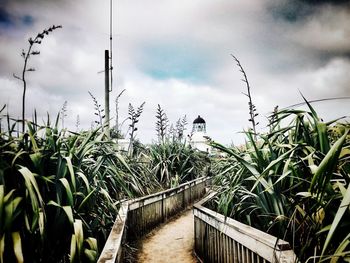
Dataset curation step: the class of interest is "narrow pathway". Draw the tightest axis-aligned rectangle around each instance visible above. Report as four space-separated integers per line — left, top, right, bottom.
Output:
137 209 198 263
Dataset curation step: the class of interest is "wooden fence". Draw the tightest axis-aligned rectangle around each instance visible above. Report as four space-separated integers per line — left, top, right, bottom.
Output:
127 176 208 239
98 203 129 263
98 176 209 263
193 193 299 263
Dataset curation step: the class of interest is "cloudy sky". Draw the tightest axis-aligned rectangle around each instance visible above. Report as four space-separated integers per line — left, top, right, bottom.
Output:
0 0 349 144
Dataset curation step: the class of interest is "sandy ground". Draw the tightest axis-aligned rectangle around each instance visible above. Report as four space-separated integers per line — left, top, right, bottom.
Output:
137 209 198 263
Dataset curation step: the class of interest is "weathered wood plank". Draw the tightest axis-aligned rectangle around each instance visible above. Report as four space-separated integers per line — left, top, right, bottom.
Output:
97 203 128 263
127 177 208 240
99 176 209 263
193 194 299 263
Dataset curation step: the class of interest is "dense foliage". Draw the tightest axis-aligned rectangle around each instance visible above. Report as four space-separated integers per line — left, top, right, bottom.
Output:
0 119 146 262
147 140 209 188
210 102 350 262
0 111 208 262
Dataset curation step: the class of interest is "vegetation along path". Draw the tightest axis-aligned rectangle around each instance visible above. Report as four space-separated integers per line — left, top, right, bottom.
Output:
137 209 198 263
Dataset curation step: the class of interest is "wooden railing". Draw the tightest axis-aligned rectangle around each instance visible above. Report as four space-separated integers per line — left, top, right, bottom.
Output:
98 203 128 263
193 193 299 263
98 176 209 263
127 176 208 239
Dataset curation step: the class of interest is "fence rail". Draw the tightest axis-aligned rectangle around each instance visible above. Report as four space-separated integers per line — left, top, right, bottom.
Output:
98 176 209 263
193 193 298 263
98 203 128 263
127 176 208 239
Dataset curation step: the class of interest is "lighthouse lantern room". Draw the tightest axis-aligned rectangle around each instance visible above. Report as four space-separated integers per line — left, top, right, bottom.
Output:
190 115 210 153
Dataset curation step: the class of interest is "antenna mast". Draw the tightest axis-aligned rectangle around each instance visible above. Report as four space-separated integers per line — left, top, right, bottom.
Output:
104 0 114 138
109 0 113 92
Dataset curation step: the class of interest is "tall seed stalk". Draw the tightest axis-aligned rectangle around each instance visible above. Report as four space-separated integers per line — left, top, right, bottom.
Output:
155 104 169 143
231 55 259 139
14 25 62 133
128 102 145 155
60 101 67 128
115 89 126 138
88 91 105 131
175 115 187 142
0 105 5 134
75 114 80 131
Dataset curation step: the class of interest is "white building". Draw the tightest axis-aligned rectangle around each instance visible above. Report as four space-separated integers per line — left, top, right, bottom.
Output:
189 115 211 153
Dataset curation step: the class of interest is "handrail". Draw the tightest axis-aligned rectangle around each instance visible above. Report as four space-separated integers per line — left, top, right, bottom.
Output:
98 202 128 263
128 176 207 210
193 192 299 263
97 176 209 263
127 176 208 239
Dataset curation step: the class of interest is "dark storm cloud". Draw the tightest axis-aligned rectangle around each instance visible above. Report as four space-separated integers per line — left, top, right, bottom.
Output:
270 0 350 22
299 0 350 6
0 7 12 26
0 5 34 30
0 0 68 28
266 0 350 67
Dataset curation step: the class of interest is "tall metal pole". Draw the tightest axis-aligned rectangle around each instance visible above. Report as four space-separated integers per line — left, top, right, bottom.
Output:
104 49 110 137
109 0 113 93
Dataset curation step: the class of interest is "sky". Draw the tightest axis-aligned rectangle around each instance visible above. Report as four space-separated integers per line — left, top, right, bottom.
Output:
0 0 349 144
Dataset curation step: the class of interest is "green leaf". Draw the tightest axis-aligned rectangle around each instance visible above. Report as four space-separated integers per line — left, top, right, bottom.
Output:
47 201 74 225
77 189 96 212
4 197 22 230
70 234 77 263
73 219 84 259
84 249 97 262
11 150 27 167
27 122 39 152
339 148 350 159
63 206 74 226
322 183 350 256
330 233 350 263
76 172 90 193
309 129 349 192
0 186 4 226
12 232 24 263
64 156 76 191
39 210 45 240
316 122 330 154
85 237 98 251
29 152 42 170
3 189 15 204
18 166 44 211
59 178 73 206
210 141 272 192
300 92 319 121
0 234 4 263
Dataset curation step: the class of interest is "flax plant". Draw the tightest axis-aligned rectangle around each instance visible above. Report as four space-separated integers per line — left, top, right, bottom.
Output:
147 141 208 188
0 115 147 262
210 99 350 262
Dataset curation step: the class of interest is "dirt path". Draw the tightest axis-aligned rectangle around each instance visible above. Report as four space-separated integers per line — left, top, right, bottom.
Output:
137 209 198 263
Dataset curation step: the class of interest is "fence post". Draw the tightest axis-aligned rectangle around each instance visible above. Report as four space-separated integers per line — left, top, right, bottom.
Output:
182 185 185 209
161 193 165 222
190 181 192 204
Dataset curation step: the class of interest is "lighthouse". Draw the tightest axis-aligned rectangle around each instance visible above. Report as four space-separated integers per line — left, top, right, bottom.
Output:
189 115 211 153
